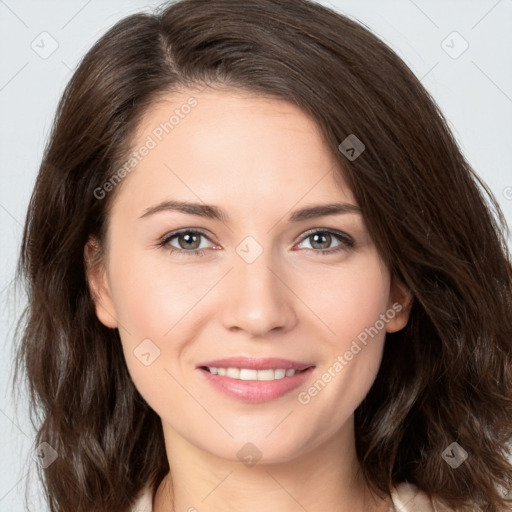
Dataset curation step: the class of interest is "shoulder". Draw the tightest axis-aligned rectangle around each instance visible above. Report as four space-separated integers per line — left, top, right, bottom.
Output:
390 482 480 512
391 482 440 511
130 481 481 512
130 485 154 512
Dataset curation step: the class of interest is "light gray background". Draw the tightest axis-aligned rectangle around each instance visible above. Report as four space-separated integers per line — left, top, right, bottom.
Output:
1 0 511 510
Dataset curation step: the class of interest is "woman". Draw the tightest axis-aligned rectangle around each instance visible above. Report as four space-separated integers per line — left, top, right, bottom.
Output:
14 0 512 511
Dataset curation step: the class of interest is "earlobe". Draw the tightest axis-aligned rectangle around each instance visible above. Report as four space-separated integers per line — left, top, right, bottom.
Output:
386 277 413 333
84 237 118 329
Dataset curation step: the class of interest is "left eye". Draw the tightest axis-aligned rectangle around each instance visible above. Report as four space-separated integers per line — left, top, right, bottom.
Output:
159 230 214 254
295 229 354 254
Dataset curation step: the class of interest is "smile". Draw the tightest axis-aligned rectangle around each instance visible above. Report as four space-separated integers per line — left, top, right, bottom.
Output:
197 358 316 403
202 367 305 380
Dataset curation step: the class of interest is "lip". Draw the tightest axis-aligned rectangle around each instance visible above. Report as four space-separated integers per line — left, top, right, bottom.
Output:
196 357 316 403
197 357 313 371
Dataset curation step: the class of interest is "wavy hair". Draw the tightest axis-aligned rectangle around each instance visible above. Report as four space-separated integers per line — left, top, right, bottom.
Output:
14 0 512 511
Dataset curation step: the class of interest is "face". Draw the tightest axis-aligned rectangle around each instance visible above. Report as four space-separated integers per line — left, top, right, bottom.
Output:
86 88 411 464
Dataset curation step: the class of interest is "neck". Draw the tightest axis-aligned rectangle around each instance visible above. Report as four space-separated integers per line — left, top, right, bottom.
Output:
153 417 391 512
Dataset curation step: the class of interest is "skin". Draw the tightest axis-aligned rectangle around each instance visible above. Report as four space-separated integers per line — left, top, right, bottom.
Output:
86 88 412 512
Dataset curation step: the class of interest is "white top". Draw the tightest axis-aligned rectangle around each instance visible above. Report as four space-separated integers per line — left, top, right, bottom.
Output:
130 481 456 511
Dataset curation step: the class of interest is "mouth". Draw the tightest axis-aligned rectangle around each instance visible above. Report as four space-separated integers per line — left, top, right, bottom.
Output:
200 366 309 381
197 357 316 403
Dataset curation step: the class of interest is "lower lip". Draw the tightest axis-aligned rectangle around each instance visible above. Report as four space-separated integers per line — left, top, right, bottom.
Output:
198 367 315 403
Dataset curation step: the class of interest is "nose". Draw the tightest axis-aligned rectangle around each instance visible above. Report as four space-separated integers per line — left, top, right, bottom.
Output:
220 247 298 337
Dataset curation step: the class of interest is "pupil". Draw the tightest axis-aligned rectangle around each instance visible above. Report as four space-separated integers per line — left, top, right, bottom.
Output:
312 233 330 249
180 233 200 249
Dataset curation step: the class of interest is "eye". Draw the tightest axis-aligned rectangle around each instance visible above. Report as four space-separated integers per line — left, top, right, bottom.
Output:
157 228 354 258
295 229 354 255
158 229 217 257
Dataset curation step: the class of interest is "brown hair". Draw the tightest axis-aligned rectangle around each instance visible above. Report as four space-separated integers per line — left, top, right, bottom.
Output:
14 0 512 511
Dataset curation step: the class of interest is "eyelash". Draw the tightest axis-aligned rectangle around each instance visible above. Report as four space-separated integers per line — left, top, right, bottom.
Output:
157 228 354 257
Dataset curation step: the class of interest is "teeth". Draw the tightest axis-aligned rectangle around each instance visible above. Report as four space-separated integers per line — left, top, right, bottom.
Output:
240 368 258 380
274 369 286 379
256 369 275 381
226 367 240 379
206 367 299 381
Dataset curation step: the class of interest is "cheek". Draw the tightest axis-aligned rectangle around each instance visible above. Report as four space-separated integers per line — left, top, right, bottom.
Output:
297 251 391 345
294 254 390 426
105 243 223 405
107 243 219 339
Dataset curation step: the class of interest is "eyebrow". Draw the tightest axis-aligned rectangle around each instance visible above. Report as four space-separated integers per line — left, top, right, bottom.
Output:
138 200 361 223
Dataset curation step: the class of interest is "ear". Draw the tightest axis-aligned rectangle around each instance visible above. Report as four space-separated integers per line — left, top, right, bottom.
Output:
385 275 413 333
84 237 118 329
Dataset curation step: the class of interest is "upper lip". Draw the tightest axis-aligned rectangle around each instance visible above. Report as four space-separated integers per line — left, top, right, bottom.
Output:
197 357 314 371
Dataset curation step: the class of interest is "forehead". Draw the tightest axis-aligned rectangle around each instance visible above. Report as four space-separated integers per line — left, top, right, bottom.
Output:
109 88 355 217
